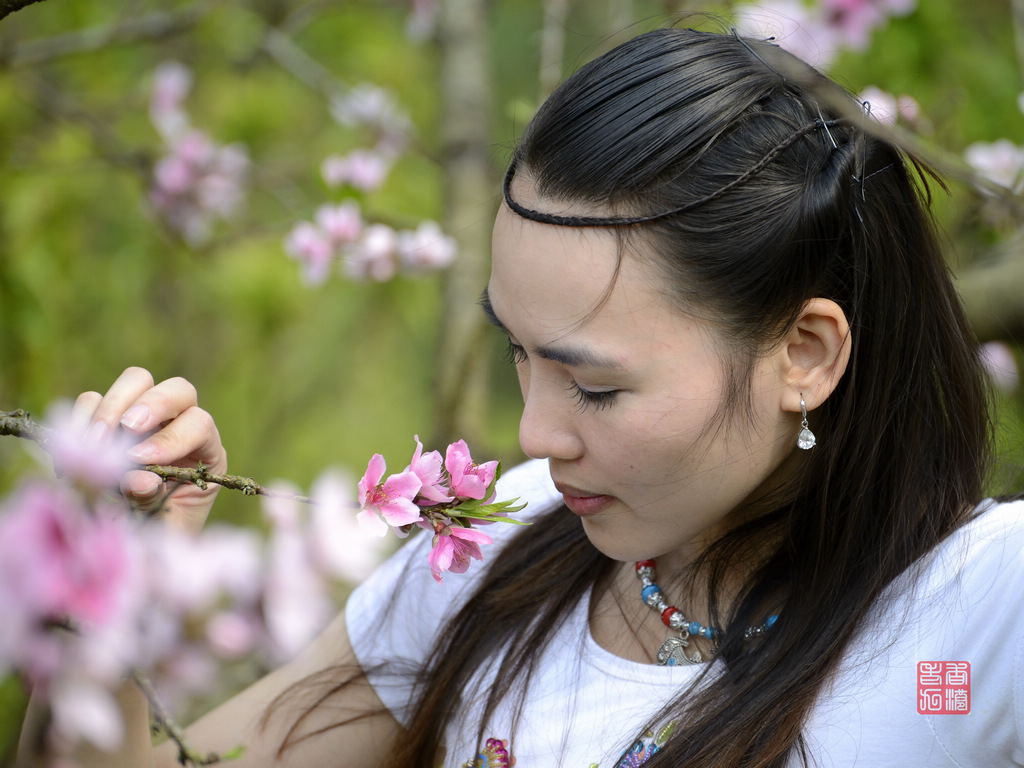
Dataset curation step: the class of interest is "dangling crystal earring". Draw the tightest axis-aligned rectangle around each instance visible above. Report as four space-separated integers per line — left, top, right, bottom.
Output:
797 394 816 450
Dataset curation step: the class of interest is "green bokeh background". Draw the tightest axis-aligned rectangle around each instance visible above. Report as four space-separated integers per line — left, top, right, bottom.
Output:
1 0 1022 759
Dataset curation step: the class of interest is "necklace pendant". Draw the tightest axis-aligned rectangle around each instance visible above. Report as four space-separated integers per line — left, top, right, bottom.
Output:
656 634 702 666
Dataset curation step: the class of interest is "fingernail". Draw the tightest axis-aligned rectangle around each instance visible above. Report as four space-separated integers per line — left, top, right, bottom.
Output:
85 421 109 444
121 405 150 431
127 442 157 462
134 478 160 499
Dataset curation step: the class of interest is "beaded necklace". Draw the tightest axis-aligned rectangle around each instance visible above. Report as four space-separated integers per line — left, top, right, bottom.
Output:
635 560 778 666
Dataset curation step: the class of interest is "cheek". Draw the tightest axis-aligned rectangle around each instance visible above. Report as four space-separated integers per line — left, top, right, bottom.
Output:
515 363 530 400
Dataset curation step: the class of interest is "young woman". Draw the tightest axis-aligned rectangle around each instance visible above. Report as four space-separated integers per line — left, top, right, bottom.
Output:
24 26 1024 768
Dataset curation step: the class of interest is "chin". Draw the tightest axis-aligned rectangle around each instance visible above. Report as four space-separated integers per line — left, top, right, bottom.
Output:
579 517 649 563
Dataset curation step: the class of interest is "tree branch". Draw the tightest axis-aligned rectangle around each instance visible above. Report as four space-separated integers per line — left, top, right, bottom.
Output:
0 0 46 24
131 669 238 766
0 409 316 504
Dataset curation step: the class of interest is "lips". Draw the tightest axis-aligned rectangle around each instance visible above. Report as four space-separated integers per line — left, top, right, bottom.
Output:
554 481 615 517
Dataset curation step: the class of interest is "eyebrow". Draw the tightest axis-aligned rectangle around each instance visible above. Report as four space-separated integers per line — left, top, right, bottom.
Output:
479 287 626 371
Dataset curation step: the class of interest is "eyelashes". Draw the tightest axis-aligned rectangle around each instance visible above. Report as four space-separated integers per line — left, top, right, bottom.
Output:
503 338 618 412
504 338 528 365
567 382 618 412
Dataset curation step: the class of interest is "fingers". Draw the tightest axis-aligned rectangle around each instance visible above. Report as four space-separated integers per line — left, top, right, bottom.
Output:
93 368 199 437
86 367 157 436
77 366 226 474
71 391 103 435
126 405 227 474
119 468 164 509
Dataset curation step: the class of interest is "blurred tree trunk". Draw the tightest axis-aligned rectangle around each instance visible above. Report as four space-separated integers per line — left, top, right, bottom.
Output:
433 0 496 447
539 0 570 99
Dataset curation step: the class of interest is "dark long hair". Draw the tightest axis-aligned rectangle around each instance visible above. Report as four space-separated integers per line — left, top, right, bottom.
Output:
384 27 992 767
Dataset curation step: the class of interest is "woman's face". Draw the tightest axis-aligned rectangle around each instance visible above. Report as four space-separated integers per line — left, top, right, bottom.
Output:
486 187 798 570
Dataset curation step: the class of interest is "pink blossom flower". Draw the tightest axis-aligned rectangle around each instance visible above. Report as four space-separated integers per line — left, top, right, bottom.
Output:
734 2 842 67
345 223 399 282
397 221 457 273
153 153 195 196
356 454 423 536
263 520 333 661
308 469 390 582
330 83 404 131
735 0 915 67
965 139 1024 194
444 440 498 501
43 401 134 489
0 482 133 629
205 609 259 659
284 221 336 285
316 201 363 245
321 149 392 192
405 436 454 504
148 100 249 245
149 61 191 140
428 525 492 583
980 341 1019 393
49 672 125 752
858 86 919 126
821 0 886 50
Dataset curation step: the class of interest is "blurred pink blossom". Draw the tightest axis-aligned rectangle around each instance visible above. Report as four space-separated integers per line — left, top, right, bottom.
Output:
284 221 336 285
149 61 192 140
205 610 260 659
964 139 1024 193
316 201 363 245
734 2 842 67
0 483 133 630
397 221 457 273
858 86 920 125
309 469 390 582
147 63 250 245
735 0 915 67
49 673 125 752
263 519 333 661
821 0 886 50
43 401 134 489
330 83 406 132
980 341 1019 393
321 149 392 192
345 223 399 282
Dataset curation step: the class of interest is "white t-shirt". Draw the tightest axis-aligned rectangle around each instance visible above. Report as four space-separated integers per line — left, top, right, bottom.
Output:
347 459 1024 767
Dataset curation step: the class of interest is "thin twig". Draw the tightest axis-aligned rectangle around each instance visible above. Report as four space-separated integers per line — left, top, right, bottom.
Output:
0 409 317 504
131 669 233 766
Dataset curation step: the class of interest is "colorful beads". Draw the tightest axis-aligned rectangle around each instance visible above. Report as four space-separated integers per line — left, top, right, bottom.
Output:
635 560 777 647
641 584 661 604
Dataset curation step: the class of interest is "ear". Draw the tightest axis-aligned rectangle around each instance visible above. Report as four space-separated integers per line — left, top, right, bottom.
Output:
775 298 851 413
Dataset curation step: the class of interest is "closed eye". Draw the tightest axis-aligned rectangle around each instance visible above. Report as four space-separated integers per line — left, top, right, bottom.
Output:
567 381 619 412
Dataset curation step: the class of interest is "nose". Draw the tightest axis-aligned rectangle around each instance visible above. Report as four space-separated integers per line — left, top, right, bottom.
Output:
518 371 584 461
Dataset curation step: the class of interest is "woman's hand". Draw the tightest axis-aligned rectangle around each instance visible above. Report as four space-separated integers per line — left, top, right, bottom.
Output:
72 366 227 534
